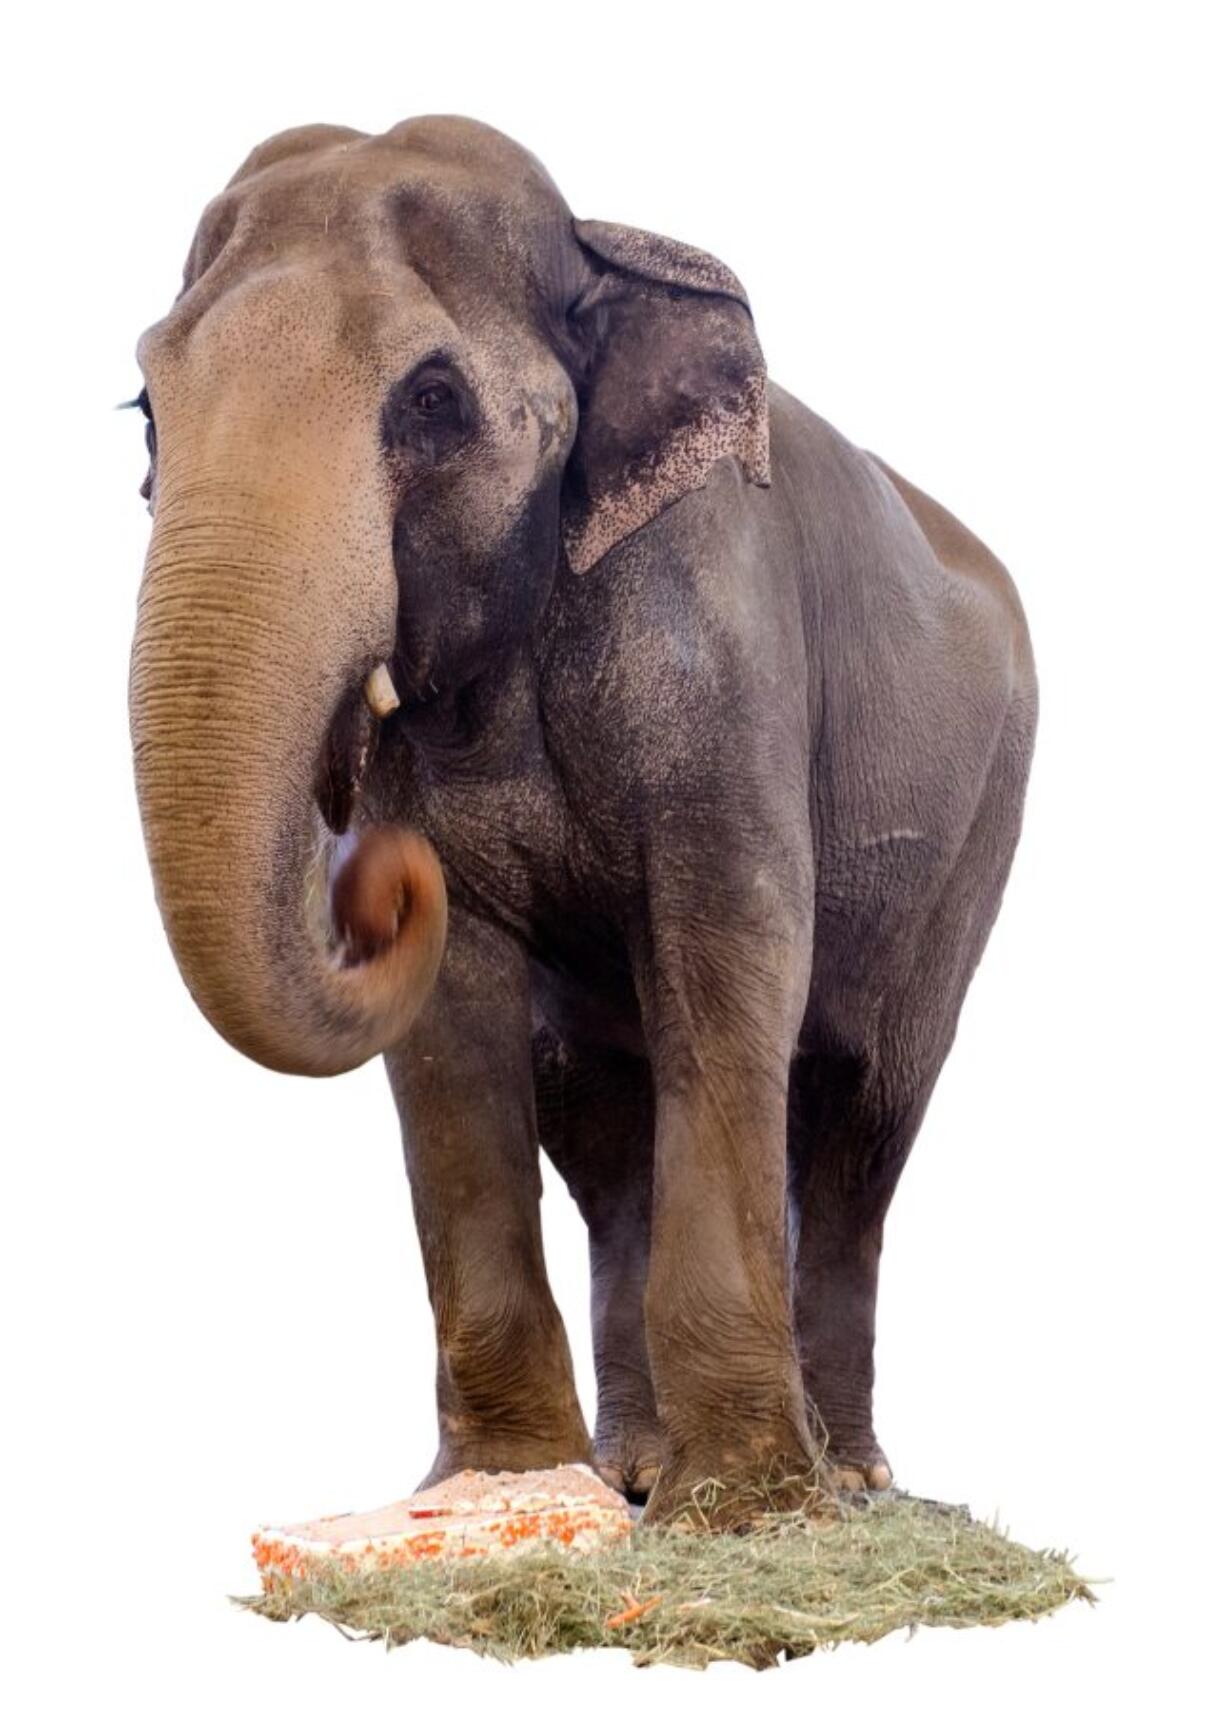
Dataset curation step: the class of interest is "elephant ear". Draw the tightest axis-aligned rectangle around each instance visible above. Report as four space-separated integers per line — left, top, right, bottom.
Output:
560 220 770 574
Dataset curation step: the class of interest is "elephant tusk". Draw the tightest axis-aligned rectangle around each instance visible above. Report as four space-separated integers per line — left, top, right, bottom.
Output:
364 662 400 720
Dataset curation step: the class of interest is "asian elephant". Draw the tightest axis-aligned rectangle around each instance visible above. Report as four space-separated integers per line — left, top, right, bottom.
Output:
128 115 1037 1523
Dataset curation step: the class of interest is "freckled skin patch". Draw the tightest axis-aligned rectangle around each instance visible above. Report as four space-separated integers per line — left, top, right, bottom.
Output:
129 116 1036 1521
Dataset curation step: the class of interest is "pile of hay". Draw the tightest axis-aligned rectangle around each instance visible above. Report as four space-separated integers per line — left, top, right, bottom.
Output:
238 1488 1092 1669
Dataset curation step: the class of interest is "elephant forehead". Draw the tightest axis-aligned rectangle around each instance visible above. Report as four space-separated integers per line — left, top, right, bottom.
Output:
140 259 457 410
142 119 579 414
188 126 572 312
227 115 563 208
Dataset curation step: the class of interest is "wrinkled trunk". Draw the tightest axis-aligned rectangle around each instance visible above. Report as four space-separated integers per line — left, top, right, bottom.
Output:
129 450 446 1076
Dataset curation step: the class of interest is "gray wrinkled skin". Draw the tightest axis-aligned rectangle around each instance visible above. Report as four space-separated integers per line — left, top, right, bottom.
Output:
129 117 1036 1521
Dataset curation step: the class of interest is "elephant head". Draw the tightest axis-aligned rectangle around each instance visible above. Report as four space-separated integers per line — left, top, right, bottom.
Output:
129 116 769 1076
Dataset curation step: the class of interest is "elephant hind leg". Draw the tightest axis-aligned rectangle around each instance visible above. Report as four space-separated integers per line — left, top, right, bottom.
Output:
534 1031 664 1501
793 699 1035 1489
789 1053 937 1490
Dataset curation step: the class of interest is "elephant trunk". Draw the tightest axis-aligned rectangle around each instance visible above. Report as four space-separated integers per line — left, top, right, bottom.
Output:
129 460 446 1077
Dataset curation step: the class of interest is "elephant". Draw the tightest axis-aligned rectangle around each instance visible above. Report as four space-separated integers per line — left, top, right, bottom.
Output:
128 115 1037 1524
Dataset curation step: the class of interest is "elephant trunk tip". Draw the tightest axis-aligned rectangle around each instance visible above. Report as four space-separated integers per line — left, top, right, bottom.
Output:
329 825 443 970
194 821 448 1081
245 820 449 1079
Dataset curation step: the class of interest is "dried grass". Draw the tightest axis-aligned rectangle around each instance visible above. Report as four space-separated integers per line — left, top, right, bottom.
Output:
236 1482 1094 1670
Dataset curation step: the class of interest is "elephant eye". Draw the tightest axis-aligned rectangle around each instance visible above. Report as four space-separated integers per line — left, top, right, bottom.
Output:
139 392 157 500
413 379 454 415
383 362 473 466
122 386 155 436
123 387 157 504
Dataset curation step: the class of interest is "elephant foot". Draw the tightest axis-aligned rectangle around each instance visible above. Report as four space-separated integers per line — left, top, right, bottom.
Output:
803 1384 894 1494
640 1428 825 1530
594 1416 665 1504
820 1428 893 1493
830 1455 893 1493
420 1425 594 1490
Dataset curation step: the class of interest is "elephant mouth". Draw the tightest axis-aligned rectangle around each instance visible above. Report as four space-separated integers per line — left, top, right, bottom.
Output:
314 678 381 837
308 661 415 970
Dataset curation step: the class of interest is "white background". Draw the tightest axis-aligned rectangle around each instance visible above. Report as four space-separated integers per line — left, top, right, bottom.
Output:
3 2 1222 1705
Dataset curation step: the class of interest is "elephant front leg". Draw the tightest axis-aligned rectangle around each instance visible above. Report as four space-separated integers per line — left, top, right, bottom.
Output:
385 908 591 1485
635 896 818 1526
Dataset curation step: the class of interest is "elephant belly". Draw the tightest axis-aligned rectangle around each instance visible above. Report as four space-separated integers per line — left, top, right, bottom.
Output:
529 950 646 1059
